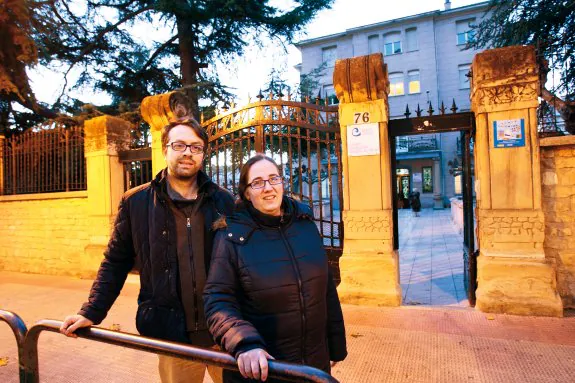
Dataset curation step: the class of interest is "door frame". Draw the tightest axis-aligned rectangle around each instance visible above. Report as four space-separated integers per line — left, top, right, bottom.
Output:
388 111 477 306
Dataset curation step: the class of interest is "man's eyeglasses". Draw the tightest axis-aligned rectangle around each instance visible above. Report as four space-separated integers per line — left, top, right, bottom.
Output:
248 176 283 189
166 142 205 154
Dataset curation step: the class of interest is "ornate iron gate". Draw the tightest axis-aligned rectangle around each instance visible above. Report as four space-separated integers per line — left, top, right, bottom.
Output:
388 102 477 305
202 96 344 280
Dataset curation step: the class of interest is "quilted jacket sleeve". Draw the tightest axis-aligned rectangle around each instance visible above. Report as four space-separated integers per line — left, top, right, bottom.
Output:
78 197 136 324
326 267 348 361
204 231 266 358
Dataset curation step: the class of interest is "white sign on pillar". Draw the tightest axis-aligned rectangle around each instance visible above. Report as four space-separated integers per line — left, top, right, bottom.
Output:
347 123 380 156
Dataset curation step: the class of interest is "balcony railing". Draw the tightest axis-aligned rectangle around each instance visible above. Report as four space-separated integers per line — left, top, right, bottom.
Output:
396 136 438 153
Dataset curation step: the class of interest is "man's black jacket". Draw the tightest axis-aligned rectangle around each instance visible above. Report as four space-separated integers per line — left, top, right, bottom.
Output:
79 169 235 343
204 197 347 381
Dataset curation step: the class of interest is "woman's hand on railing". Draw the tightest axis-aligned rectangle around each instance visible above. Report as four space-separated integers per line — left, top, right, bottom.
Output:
237 348 274 381
59 314 94 338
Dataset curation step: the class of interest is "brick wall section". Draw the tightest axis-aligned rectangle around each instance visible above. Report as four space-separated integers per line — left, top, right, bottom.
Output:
541 138 575 308
0 192 92 277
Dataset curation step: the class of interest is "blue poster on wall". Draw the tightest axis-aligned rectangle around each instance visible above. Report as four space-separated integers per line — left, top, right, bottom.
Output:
493 119 525 148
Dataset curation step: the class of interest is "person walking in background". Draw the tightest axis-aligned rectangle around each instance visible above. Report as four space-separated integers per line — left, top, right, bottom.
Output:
409 188 422 217
204 154 347 382
59 119 235 383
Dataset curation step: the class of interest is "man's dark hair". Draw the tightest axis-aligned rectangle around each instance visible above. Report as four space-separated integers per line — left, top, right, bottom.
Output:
161 118 209 152
237 154 281 202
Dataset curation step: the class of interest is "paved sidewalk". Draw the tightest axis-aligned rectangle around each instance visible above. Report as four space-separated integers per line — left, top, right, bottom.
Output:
1 272 575 382
398 209 468 307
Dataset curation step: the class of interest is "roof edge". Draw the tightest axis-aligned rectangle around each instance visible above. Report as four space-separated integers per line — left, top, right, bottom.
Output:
295 1 489 47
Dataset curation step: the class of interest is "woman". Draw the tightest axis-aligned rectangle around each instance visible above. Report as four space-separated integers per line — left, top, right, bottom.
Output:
204 154 347 382
409 188 421 217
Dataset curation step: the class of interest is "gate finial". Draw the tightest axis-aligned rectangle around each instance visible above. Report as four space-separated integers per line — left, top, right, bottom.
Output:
404 104 411 118
427 101 434 116
451 98 458 113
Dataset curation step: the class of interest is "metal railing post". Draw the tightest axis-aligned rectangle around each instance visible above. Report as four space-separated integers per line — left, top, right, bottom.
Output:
0 310 29 382
23 320 339 383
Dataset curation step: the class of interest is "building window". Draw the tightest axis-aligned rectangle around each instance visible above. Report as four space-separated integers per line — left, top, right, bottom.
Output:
368 35 380 54
383 32 402 55
405 28 418 52
456 18 475 45
407 70 420 94
322 46 337 67
459 64 471 89
389 72 404 96
422 166 433 193
323 85 338 105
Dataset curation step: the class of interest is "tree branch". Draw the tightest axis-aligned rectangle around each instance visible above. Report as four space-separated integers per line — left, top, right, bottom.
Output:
140 35 177 71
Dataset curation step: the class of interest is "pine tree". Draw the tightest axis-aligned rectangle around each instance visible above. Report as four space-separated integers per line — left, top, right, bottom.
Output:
471 0 575 133
1 0 334 133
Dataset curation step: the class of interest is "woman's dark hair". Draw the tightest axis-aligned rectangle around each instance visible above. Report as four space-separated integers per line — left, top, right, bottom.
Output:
238 154 281 202
161 118 208 153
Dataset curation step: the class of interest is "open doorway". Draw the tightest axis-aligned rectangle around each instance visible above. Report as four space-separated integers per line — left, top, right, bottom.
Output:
389 112 476 307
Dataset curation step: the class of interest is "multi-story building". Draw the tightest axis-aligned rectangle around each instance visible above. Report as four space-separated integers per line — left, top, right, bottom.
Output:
295 1 489 208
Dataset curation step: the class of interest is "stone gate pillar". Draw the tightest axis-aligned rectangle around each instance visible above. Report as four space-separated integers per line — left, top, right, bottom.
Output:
433 157 443 209
471 46 562 316
333 54 401 306
141 91 193 175
83 116 131 275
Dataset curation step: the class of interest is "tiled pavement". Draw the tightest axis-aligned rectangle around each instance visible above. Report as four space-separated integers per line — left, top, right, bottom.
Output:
1 272 575 382
398 208 468 307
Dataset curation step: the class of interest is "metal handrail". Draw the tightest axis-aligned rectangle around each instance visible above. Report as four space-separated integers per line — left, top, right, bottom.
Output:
0 310 28 381
22 319 339 383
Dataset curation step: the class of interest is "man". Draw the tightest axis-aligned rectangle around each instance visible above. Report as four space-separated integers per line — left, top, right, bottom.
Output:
60 119 234 383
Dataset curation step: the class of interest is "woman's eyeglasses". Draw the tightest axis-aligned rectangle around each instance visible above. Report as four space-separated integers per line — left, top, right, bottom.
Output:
248 176 283 189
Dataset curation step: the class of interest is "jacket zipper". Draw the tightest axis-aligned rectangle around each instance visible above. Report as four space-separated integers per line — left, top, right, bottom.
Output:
187 217 200 331
279 228 307 364
160 199 172 291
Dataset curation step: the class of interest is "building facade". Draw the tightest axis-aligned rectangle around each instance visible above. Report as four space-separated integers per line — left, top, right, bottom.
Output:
295 1 489 208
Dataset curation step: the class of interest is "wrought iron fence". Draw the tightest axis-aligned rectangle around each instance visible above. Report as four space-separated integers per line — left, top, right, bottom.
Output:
1 125 86 195
119 148 153 191
538 100 568 136
536 41 572 136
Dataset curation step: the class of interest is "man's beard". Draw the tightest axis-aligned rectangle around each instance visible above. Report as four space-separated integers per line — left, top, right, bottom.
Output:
170 158 200 180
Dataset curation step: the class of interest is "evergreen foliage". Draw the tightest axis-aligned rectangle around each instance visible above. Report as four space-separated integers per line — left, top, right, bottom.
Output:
471 0 574 133
0 0 334 134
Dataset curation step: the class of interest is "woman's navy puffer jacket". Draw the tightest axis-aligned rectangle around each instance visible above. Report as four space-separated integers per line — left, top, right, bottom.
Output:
204 197 347 382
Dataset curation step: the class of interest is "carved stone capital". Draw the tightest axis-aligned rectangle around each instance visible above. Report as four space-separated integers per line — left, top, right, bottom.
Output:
84 115 131 154
141 91 193 132
333 54 389 104
471 46 540 113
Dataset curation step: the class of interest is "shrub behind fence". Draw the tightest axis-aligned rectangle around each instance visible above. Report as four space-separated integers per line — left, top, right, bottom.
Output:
1 125 86 195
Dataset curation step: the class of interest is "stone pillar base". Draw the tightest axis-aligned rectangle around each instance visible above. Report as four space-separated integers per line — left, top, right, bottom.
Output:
337 251 402 306
476 255 563 317
433 195 444 210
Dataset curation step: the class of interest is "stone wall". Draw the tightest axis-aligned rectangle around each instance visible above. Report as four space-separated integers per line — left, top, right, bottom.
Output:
0 191 93 277
540 136 575 308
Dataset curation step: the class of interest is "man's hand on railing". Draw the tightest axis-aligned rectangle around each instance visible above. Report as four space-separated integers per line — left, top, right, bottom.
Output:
237 348 275 381
59 315 94 338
